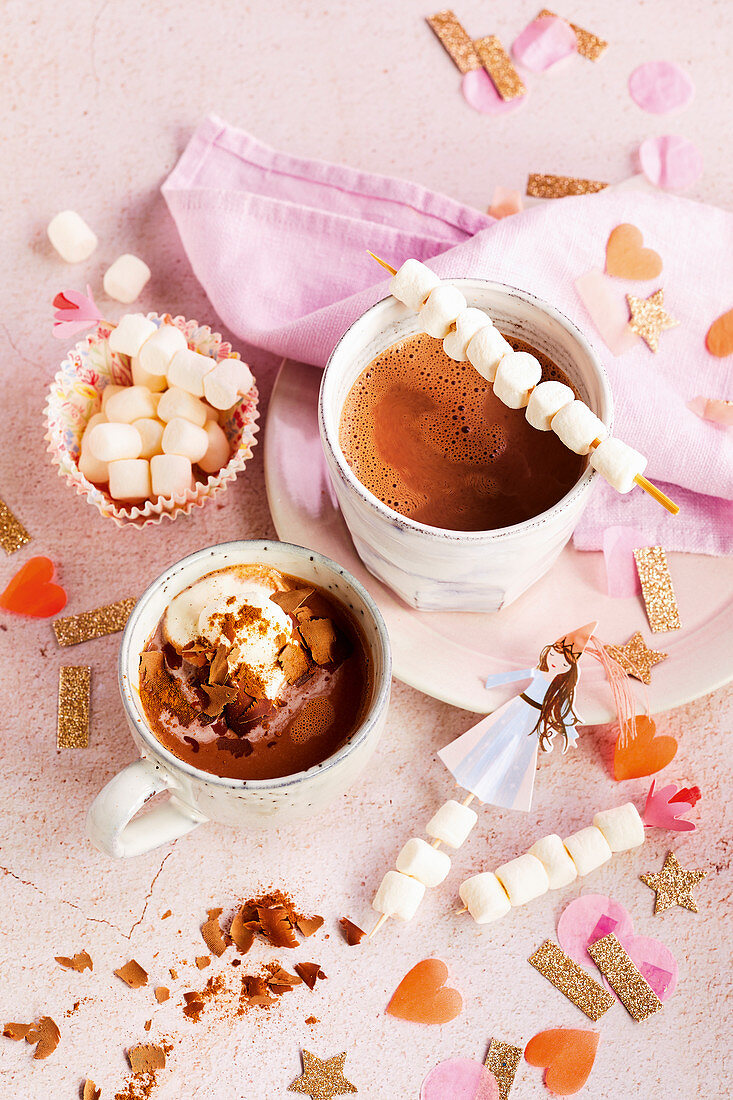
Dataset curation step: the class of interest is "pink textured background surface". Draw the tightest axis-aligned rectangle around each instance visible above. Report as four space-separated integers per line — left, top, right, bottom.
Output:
1 2 730 1097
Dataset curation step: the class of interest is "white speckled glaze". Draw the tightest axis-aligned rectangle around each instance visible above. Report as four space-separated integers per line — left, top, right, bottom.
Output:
86 540 391 858
320 280 613 612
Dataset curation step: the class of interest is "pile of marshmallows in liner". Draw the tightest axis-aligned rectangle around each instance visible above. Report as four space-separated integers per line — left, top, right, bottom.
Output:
373 798 645 926
79 314 253 504
387 260 647 494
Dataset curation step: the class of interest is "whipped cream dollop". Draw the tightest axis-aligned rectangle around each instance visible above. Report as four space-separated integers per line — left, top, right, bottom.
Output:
164 570 296 701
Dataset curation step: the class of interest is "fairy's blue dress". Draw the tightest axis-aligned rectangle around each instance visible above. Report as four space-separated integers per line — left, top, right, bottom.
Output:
438 667 578 812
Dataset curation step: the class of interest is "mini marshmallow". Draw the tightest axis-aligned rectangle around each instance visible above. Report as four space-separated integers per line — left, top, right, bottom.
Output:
131 354 168 393
47 210 98 263
466 325 513 383
101 383 125 411
493 351 542 409
371 870 425 921
203 358 255 411
107 458 151 502
157 387 208 427
78 413 108 484
551 400 608 455
389 259 441 311
133 418 165 460
528 834 578 890
525 380 575 431
459 872 511 925
105 385 158 424
87 422 142 462
563 826 612 877
590 437 647 493
150 454 194 499
198 421 231 475
443 307 491 362
108 314 157 358
420 285 468 339
138 325 188 377
395 838 452 888
167 348 214 397
495 853 550 907
162 418 209 463
425 799 478 849
103 253 151 304
593 803 645 853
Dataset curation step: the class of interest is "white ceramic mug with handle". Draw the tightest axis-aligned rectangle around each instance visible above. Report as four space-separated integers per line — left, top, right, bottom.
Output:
86 540 392 858
319 279 613 613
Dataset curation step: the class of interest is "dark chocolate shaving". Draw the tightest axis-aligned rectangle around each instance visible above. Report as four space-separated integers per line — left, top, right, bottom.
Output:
339 917 366 946
293 962 327 990
270 588 315 615
296 915 324 939
278 642 310 684
200 683 238 718
299 617 338 665
201 908 227 957
208 643 230 686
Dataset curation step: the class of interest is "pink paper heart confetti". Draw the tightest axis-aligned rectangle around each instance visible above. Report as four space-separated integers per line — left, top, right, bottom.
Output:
638 134 703 191
687 396 733 427
628 61 694 115
488 186 523 219
602 526 644 597
512 14 577 72
421 1058 499 1100
643 777 699 831
52 285 104 339
462 69 527 115
574 269 640 356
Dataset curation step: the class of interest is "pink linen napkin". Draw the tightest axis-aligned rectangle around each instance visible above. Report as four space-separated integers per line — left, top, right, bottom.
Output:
163 115 733 554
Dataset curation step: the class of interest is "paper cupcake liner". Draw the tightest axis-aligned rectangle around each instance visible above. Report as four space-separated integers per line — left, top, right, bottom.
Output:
44 313 259 529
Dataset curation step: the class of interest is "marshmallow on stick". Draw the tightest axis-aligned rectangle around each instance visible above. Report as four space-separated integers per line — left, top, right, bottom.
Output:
369 253 679 515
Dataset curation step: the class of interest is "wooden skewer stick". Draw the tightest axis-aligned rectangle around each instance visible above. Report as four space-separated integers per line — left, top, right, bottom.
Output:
368 912 389 939
455 906 468 915
366 251 680 516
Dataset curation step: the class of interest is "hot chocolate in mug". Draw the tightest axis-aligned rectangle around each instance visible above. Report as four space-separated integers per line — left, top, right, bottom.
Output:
319 279 613 613
86 541 392 859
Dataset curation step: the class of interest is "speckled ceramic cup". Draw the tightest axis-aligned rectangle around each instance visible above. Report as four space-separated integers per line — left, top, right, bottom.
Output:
86 540 391 858
319 279 613 613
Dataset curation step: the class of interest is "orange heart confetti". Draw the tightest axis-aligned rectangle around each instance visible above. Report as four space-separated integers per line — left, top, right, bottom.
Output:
606 224 663 280
386 958 463 1025
614 715 677 780
525 1029 599 1096
705 307 733 357
0 556 67 618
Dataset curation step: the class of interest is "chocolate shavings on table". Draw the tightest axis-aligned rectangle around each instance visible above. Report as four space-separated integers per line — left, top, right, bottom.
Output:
128 1044 166 1073
201 908 228 957
55 950 93 971
296 915 324 939
114 960 148 988
195 956 211 969
83 1080 101 1100
259 904 301 949
182 991 205 1021
203 892 324 956
298 617 338 665
294 962 328 990
3 1016 61 1059
339 918 366 946
154 987 170 1003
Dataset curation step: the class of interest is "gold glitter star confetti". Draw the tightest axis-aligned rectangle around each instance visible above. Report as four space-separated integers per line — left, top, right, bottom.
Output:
53 596 137 646
528 941 614 1021
289 1050 357 1100
633 546 681 633
475 35 526 100
426 10 481 73
0 498 31 555
640 850 708 914
526 173 608 199
485 1037 522 1100
537 10 608 60
627 288 680 352
605 631 668 685
57 666 91 748
587 933 662 1021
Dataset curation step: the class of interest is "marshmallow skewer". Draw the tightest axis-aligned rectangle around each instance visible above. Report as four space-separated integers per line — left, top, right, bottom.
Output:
367 253 679 516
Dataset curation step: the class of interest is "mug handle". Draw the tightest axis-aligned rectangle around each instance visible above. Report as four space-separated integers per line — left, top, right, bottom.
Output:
86 758 207 859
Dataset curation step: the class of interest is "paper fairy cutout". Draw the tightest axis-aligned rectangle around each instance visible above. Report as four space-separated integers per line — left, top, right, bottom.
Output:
438 622 596 812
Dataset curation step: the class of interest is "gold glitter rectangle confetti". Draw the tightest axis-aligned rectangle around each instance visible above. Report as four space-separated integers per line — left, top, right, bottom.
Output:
58 666 91 748
475 35 526 100
0 498 31 555
537 10 608 60
485 1038 522 1100
633 546 681 633
587 933 662 1021
528 940 614 1021
53 597 137 647
426 10 481 73
527 173 609 199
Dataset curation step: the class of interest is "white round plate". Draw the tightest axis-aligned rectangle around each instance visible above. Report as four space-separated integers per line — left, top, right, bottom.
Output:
265 360 733 722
